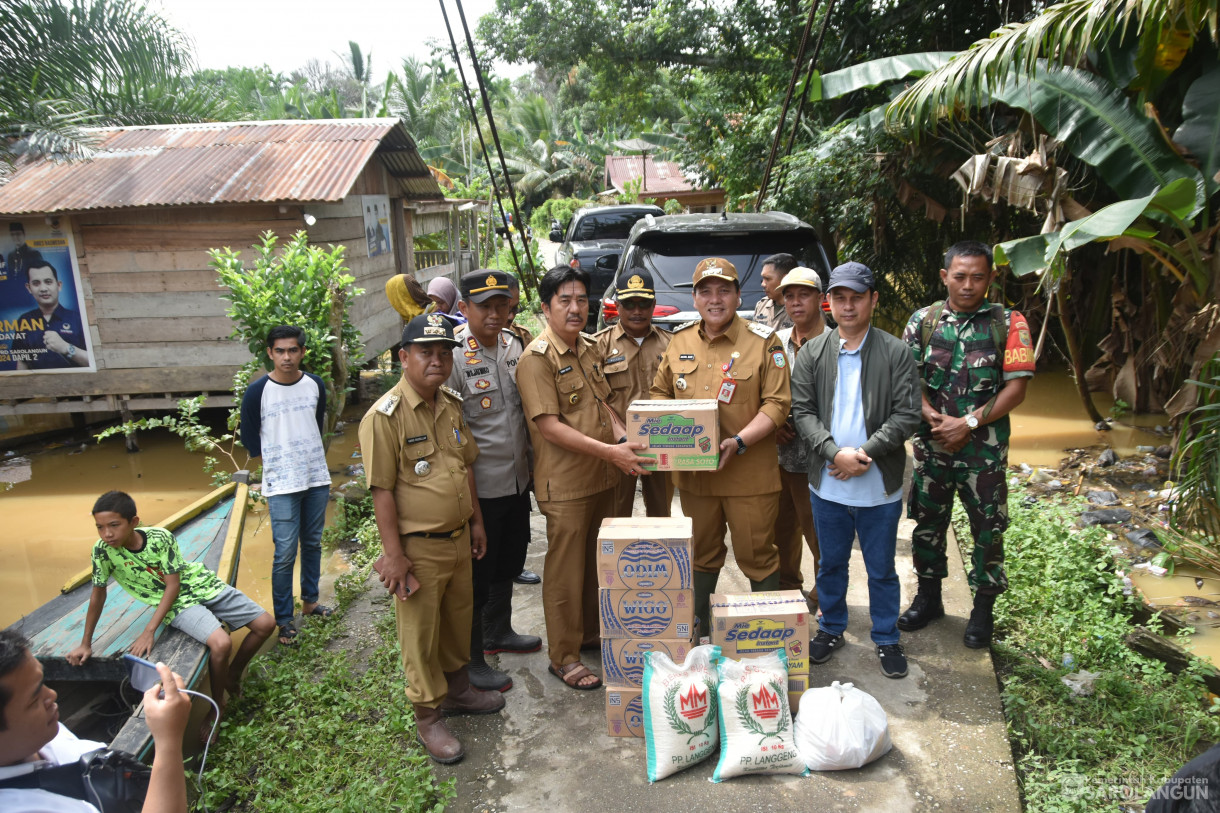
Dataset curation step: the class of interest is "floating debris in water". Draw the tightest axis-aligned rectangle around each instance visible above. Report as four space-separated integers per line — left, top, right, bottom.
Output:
0 455 32 484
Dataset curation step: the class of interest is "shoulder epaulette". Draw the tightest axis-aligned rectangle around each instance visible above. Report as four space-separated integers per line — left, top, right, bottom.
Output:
592 325 613 337
530 339 548 354
746 321 775 339
673 319 699 333
440 385 463 402
374 392 400 416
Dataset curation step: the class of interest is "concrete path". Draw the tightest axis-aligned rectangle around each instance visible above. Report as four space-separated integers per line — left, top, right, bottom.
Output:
434 491 1021 812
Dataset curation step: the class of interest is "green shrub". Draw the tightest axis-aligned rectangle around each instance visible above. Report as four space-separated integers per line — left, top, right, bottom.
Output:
530 197 593 235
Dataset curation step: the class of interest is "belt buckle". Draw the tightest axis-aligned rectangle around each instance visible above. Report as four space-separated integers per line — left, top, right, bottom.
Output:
449 527 462 538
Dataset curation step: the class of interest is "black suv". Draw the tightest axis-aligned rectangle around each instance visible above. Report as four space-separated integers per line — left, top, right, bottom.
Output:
596 211 832 331
550 204 665 331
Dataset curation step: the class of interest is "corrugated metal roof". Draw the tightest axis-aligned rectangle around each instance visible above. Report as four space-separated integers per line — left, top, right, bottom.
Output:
0 118 444 215
604 154 698 195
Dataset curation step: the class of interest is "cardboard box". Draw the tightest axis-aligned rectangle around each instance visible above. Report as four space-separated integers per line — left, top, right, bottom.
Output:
599 588 694 639
601 638 695 688
596 518 693 590
627 399 719 471
788 673 810 716
606 688 644 738
710 590 810 673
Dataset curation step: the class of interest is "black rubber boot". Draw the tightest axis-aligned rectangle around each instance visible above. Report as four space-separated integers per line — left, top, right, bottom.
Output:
963 592 997 649
483 581 542 654
749 571 780 592
897 577 945 631
693 570 720 640
468 617 512 692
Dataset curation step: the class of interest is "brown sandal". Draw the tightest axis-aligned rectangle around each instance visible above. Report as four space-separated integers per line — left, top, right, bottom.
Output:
548 661 602 691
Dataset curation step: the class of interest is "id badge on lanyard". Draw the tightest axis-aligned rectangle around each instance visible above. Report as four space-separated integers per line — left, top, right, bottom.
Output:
717 358 736 404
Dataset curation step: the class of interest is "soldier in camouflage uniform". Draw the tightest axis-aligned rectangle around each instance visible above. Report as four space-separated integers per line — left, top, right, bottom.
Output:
897 241 1036 649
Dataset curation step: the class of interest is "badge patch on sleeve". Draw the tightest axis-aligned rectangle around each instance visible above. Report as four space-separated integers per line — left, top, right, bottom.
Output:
772 351 786 368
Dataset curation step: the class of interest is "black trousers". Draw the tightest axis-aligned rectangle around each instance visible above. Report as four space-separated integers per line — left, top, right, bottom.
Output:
472 490 532 610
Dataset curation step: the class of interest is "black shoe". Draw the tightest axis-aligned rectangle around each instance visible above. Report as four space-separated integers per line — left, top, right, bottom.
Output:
514 570 541 585
897 592 945 631
810 630 843 664
963 605 994 649
877 644 908 678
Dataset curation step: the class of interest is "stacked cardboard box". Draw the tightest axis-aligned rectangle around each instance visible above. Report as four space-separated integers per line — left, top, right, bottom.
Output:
598 516 694 737
710 590 811 715
626 399 720 471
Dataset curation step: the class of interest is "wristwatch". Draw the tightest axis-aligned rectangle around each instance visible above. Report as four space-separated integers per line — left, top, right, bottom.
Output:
733 435 747 455
65 345 77 360
965 413 979 429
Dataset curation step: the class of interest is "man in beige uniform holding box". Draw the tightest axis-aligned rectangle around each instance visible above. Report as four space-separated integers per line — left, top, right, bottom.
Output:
650 258 791 637
359 314 502 765
517 265 652 691
595 268 673 518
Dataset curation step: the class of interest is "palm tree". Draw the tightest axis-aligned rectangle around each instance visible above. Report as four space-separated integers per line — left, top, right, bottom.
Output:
0 0 228 172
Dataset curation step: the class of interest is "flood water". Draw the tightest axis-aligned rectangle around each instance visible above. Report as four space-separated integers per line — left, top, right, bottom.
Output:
0 412 362 629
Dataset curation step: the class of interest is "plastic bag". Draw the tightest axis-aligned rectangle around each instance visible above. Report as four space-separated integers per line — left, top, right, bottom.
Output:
642 644 721 782
711 650 807 781
793 680 892 771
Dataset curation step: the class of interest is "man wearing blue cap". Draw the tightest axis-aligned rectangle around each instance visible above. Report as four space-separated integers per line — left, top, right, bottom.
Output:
791 261 920 679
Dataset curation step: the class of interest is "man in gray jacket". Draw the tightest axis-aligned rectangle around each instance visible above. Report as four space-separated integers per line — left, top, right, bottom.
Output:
791 262 920 678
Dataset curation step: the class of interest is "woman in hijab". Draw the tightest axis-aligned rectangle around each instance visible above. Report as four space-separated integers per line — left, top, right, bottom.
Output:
426 277 467 325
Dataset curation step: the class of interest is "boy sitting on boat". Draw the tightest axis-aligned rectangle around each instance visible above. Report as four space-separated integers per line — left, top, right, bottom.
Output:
65 491 275 742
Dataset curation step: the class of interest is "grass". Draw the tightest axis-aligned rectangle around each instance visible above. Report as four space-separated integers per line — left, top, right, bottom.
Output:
987 485 1220 811
195 489 455 812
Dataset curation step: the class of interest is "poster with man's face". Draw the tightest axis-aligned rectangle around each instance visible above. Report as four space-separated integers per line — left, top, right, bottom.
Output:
0 220 95 373
362 194 392 258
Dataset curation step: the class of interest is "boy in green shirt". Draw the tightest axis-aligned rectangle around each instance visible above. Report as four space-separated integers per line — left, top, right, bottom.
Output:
66 491 275 742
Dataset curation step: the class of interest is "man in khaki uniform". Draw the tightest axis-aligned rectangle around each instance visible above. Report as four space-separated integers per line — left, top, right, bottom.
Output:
517 265 652 690
595 269 674 517
359 313 502 765
751 252 797 331
650 258 791 637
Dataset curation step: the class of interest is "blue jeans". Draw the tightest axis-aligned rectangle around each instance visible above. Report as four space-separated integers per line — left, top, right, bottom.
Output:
268 484 329 625
809 489 903 646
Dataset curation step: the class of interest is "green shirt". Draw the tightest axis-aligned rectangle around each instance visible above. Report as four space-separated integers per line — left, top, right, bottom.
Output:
90 526 226 622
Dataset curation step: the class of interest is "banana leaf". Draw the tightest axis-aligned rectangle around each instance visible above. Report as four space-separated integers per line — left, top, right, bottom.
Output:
812 52 959 101
992 65 1206 216
1172 63 1220 198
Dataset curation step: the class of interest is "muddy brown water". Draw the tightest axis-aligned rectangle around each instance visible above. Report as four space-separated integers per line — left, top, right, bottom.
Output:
2 370 1210 661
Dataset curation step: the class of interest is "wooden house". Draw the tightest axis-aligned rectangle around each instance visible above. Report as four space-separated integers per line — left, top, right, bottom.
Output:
604 154 725 213
0 118 479 420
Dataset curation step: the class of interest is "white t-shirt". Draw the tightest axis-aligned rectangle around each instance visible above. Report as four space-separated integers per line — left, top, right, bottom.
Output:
257 374 331 498
0 725 104 813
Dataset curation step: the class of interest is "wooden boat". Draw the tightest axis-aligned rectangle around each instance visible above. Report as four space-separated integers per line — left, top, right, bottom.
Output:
6 473 251 760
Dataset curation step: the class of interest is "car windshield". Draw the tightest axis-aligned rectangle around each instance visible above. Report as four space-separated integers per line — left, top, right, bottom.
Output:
575 212 653 241
627 232 823 291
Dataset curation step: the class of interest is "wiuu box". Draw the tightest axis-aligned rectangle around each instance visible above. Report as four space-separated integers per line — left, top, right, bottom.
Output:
710 591 810 673
601 638 694 689
599 589 694 640
627 399 719 471
606 688 644 738
596 517 693 590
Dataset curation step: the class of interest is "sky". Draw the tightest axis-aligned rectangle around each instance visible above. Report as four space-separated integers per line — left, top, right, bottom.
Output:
153 0 528 79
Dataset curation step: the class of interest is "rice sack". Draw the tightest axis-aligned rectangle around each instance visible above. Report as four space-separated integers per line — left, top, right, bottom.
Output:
711 649 807 781
642 644 722 782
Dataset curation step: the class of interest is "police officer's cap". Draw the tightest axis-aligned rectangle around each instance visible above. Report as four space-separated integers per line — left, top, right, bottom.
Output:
827 261 875 293
401 313 461 347
460 269 512 303
692 257 738 287
616 270 656 300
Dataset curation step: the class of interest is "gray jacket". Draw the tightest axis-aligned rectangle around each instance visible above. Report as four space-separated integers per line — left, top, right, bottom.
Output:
790 325 920 496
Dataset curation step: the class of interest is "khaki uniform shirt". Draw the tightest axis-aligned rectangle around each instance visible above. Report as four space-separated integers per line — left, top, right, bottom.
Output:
752 297 793 331
445 325 531 498
358 377 479 534
517 325 618 501
650 316 791 496
594 322 671 420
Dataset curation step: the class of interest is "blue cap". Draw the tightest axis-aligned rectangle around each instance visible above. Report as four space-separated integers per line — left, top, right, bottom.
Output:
827 261 874 293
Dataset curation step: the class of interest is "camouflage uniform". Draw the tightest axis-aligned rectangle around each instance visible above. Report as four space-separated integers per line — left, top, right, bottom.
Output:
902 304 1035 594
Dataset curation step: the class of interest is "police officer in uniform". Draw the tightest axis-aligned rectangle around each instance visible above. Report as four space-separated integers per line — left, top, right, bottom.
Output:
446 270 542 694
650 258 792 637
595 269 674 517
517 265 652 690
359 314 503 765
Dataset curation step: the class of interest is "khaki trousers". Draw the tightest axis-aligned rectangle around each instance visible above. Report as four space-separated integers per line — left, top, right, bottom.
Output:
538 488 616 666
679 490 780 582
777 468 820 591
612 470 674 518
394 530 472 708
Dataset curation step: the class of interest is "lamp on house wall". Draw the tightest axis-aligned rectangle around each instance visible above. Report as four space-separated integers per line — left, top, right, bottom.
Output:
303 213 317 226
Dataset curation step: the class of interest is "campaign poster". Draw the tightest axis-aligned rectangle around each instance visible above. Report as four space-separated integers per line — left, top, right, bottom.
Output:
362 194 392 258
0 219 95 374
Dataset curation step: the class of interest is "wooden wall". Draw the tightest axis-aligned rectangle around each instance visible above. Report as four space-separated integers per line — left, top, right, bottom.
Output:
0 162 409 412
